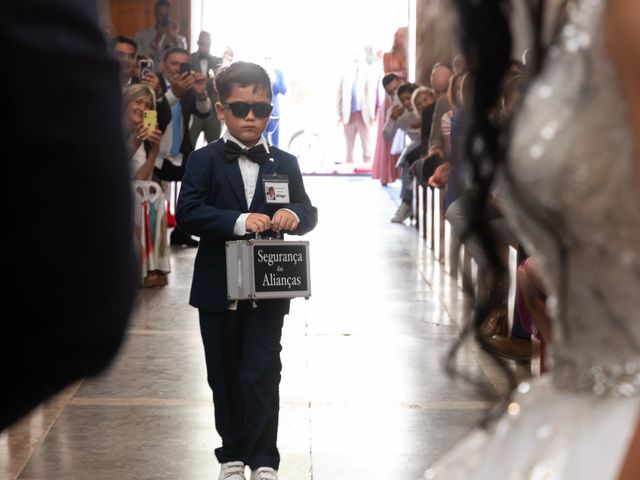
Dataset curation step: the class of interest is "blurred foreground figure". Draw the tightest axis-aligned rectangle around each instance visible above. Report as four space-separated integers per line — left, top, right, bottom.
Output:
0 0 137 430
424 0 640 478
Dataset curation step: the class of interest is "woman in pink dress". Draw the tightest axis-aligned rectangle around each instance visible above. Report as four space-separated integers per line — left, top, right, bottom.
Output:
371 27 408 185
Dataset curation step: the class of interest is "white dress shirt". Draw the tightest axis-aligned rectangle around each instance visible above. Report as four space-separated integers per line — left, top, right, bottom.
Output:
223 132 300 310
224 132 266 311
223 131 300 236
157 78 212 168
225 131 268 236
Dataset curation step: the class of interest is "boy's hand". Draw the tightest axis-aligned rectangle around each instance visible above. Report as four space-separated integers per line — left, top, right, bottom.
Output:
271 209 299 232
245 213 272 233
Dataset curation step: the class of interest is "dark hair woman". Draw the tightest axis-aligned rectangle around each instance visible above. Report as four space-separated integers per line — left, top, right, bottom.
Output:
424 0 640 478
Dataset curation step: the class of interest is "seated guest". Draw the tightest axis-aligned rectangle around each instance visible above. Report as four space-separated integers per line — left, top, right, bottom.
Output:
446 73 531 360
385 82 421 223
412 63 453 185
517 255 551 369
405 87 438 182
123 84 171 287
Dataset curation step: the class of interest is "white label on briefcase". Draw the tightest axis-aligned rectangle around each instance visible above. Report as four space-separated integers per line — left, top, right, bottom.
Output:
225 239 311 300
254 244 308 292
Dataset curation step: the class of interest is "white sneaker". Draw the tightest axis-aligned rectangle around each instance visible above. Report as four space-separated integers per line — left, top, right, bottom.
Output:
391 203 413 223
219 461 246 480
250 467 278 480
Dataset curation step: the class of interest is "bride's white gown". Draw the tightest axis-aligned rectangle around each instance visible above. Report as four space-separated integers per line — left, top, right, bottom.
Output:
424 0 640 478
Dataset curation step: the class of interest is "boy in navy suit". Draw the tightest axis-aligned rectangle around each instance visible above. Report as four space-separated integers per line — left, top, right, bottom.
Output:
176 62 317 480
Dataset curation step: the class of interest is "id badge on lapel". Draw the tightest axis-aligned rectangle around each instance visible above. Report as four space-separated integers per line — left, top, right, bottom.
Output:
263 174 290 204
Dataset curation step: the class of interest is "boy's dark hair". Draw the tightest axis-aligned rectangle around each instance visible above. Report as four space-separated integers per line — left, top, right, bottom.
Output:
382 73 400 87
162 47 189 62
397 82 419 97
155 0 171 8
111 35 137 53
215 61 273 103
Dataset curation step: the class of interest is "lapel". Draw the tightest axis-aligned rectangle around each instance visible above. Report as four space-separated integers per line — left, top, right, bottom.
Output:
159 75 169 96
217 142 249 211
248 152 279 211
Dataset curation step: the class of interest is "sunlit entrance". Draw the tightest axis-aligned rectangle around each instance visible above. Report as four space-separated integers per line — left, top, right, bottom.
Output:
191 0 411 174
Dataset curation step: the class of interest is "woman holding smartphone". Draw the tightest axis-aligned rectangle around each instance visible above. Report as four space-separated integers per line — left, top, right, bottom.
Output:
123 84 171 288
124 84 162 180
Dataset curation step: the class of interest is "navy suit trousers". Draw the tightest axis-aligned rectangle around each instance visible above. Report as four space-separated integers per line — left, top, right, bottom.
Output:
199 308 284 470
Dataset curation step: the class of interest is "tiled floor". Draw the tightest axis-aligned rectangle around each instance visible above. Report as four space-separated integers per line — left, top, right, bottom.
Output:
1 176 505 480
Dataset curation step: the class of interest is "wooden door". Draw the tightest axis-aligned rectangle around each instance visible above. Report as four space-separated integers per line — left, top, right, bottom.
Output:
106 0 191 50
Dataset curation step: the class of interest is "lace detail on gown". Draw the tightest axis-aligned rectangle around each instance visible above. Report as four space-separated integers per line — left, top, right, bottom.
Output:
424 0 640 478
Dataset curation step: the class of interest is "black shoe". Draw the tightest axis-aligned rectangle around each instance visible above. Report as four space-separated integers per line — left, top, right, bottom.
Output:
170 230 199 247
182 237 199 247
483 335 532 362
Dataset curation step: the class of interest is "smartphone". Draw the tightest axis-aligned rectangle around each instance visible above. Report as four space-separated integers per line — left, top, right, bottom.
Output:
139 58 154 78
179 62 191 75
142 110 157 134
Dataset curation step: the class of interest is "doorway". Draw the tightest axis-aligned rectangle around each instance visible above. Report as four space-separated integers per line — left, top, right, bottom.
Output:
191 0 411 174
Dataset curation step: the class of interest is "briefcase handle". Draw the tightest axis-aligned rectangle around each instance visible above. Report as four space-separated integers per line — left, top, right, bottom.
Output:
254 231 282 240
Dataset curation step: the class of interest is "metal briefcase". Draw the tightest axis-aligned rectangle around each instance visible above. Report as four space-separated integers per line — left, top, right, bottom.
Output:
225 239 311 300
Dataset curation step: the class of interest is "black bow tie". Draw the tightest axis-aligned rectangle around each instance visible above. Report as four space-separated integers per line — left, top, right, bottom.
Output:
224 140 270 165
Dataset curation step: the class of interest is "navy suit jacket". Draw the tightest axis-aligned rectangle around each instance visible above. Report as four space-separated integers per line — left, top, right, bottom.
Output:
176 139 318 315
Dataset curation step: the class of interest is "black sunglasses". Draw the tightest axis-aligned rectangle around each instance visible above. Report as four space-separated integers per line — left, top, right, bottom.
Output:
223 102 273 119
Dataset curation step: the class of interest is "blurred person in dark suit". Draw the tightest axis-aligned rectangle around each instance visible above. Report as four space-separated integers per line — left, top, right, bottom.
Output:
0 0 138 430
189 31 223 146
133 0 187 66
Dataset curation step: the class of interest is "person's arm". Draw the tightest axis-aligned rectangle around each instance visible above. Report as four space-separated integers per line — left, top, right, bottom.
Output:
383 52 392 73
151 29 166 51
176 149 245 239
383 105 403 142
428 97 449 156
133 128 162 181
193 73 212 115
407 112 422 139
336 77 344 122
428 161 452 188
605 6 640 478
